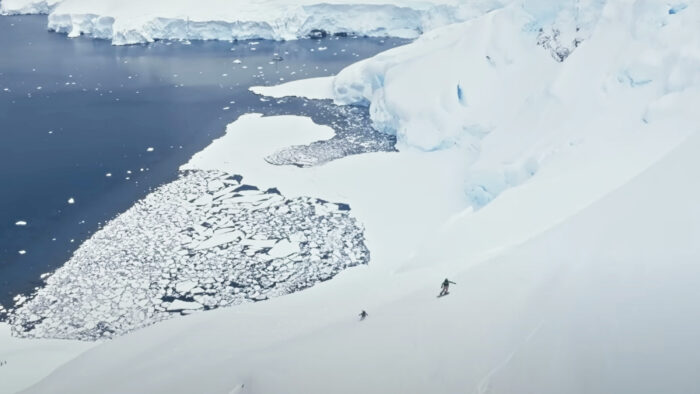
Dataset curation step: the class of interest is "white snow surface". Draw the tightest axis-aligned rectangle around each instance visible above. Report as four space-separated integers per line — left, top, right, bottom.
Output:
21 115 700 394
0 323 95 394
0 0 505 45
7 0 700 392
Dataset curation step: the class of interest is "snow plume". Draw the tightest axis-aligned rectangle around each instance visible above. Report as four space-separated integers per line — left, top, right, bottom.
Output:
333 0 700 207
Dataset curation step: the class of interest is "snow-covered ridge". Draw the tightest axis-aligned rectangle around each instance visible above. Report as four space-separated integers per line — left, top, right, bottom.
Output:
0 0 504 44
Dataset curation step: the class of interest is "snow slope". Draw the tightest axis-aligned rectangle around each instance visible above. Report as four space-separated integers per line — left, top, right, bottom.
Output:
0 323 95 394
0 0 505 44
22 117 700 394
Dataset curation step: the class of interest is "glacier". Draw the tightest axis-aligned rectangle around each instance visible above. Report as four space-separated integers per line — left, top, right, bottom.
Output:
0 0 508 44
333 0 700 205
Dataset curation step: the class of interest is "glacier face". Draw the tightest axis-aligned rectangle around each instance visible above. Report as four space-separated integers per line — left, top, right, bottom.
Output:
0 0 505 44
332 0 700 206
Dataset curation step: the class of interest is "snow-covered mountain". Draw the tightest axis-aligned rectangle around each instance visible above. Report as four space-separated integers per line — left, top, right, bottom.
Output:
3 0 700 393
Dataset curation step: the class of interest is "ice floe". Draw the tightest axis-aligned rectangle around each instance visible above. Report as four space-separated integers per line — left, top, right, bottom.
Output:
8 170 368 340
250 76 335 100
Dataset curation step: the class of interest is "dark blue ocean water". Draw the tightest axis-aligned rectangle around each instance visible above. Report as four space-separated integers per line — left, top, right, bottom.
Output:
0 15 405 309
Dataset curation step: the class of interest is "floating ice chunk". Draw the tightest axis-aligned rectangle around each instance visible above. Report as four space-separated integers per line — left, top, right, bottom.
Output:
146 147 155 152
192 194 214 206
268 239 301 258
289 232 306 243
15 220 27 226
175 280 198 294
194 230 244 250
250 76 335 100
233 59 242 64
13 294 27 306
166 300 202 311
240 238 277 249
207 180 224 192
106 173 112 177
18 250 26 255
67 197 75 204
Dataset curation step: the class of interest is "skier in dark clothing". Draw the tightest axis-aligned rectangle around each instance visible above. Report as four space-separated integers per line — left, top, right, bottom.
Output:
359 310 368 321
439 278 456 296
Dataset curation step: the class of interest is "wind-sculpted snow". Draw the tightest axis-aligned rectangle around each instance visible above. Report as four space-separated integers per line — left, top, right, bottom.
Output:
0 0 495 45
7 170 369 340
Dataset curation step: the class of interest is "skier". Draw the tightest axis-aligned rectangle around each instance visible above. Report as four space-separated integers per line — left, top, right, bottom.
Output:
359 310 368 321
439 278 456 297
